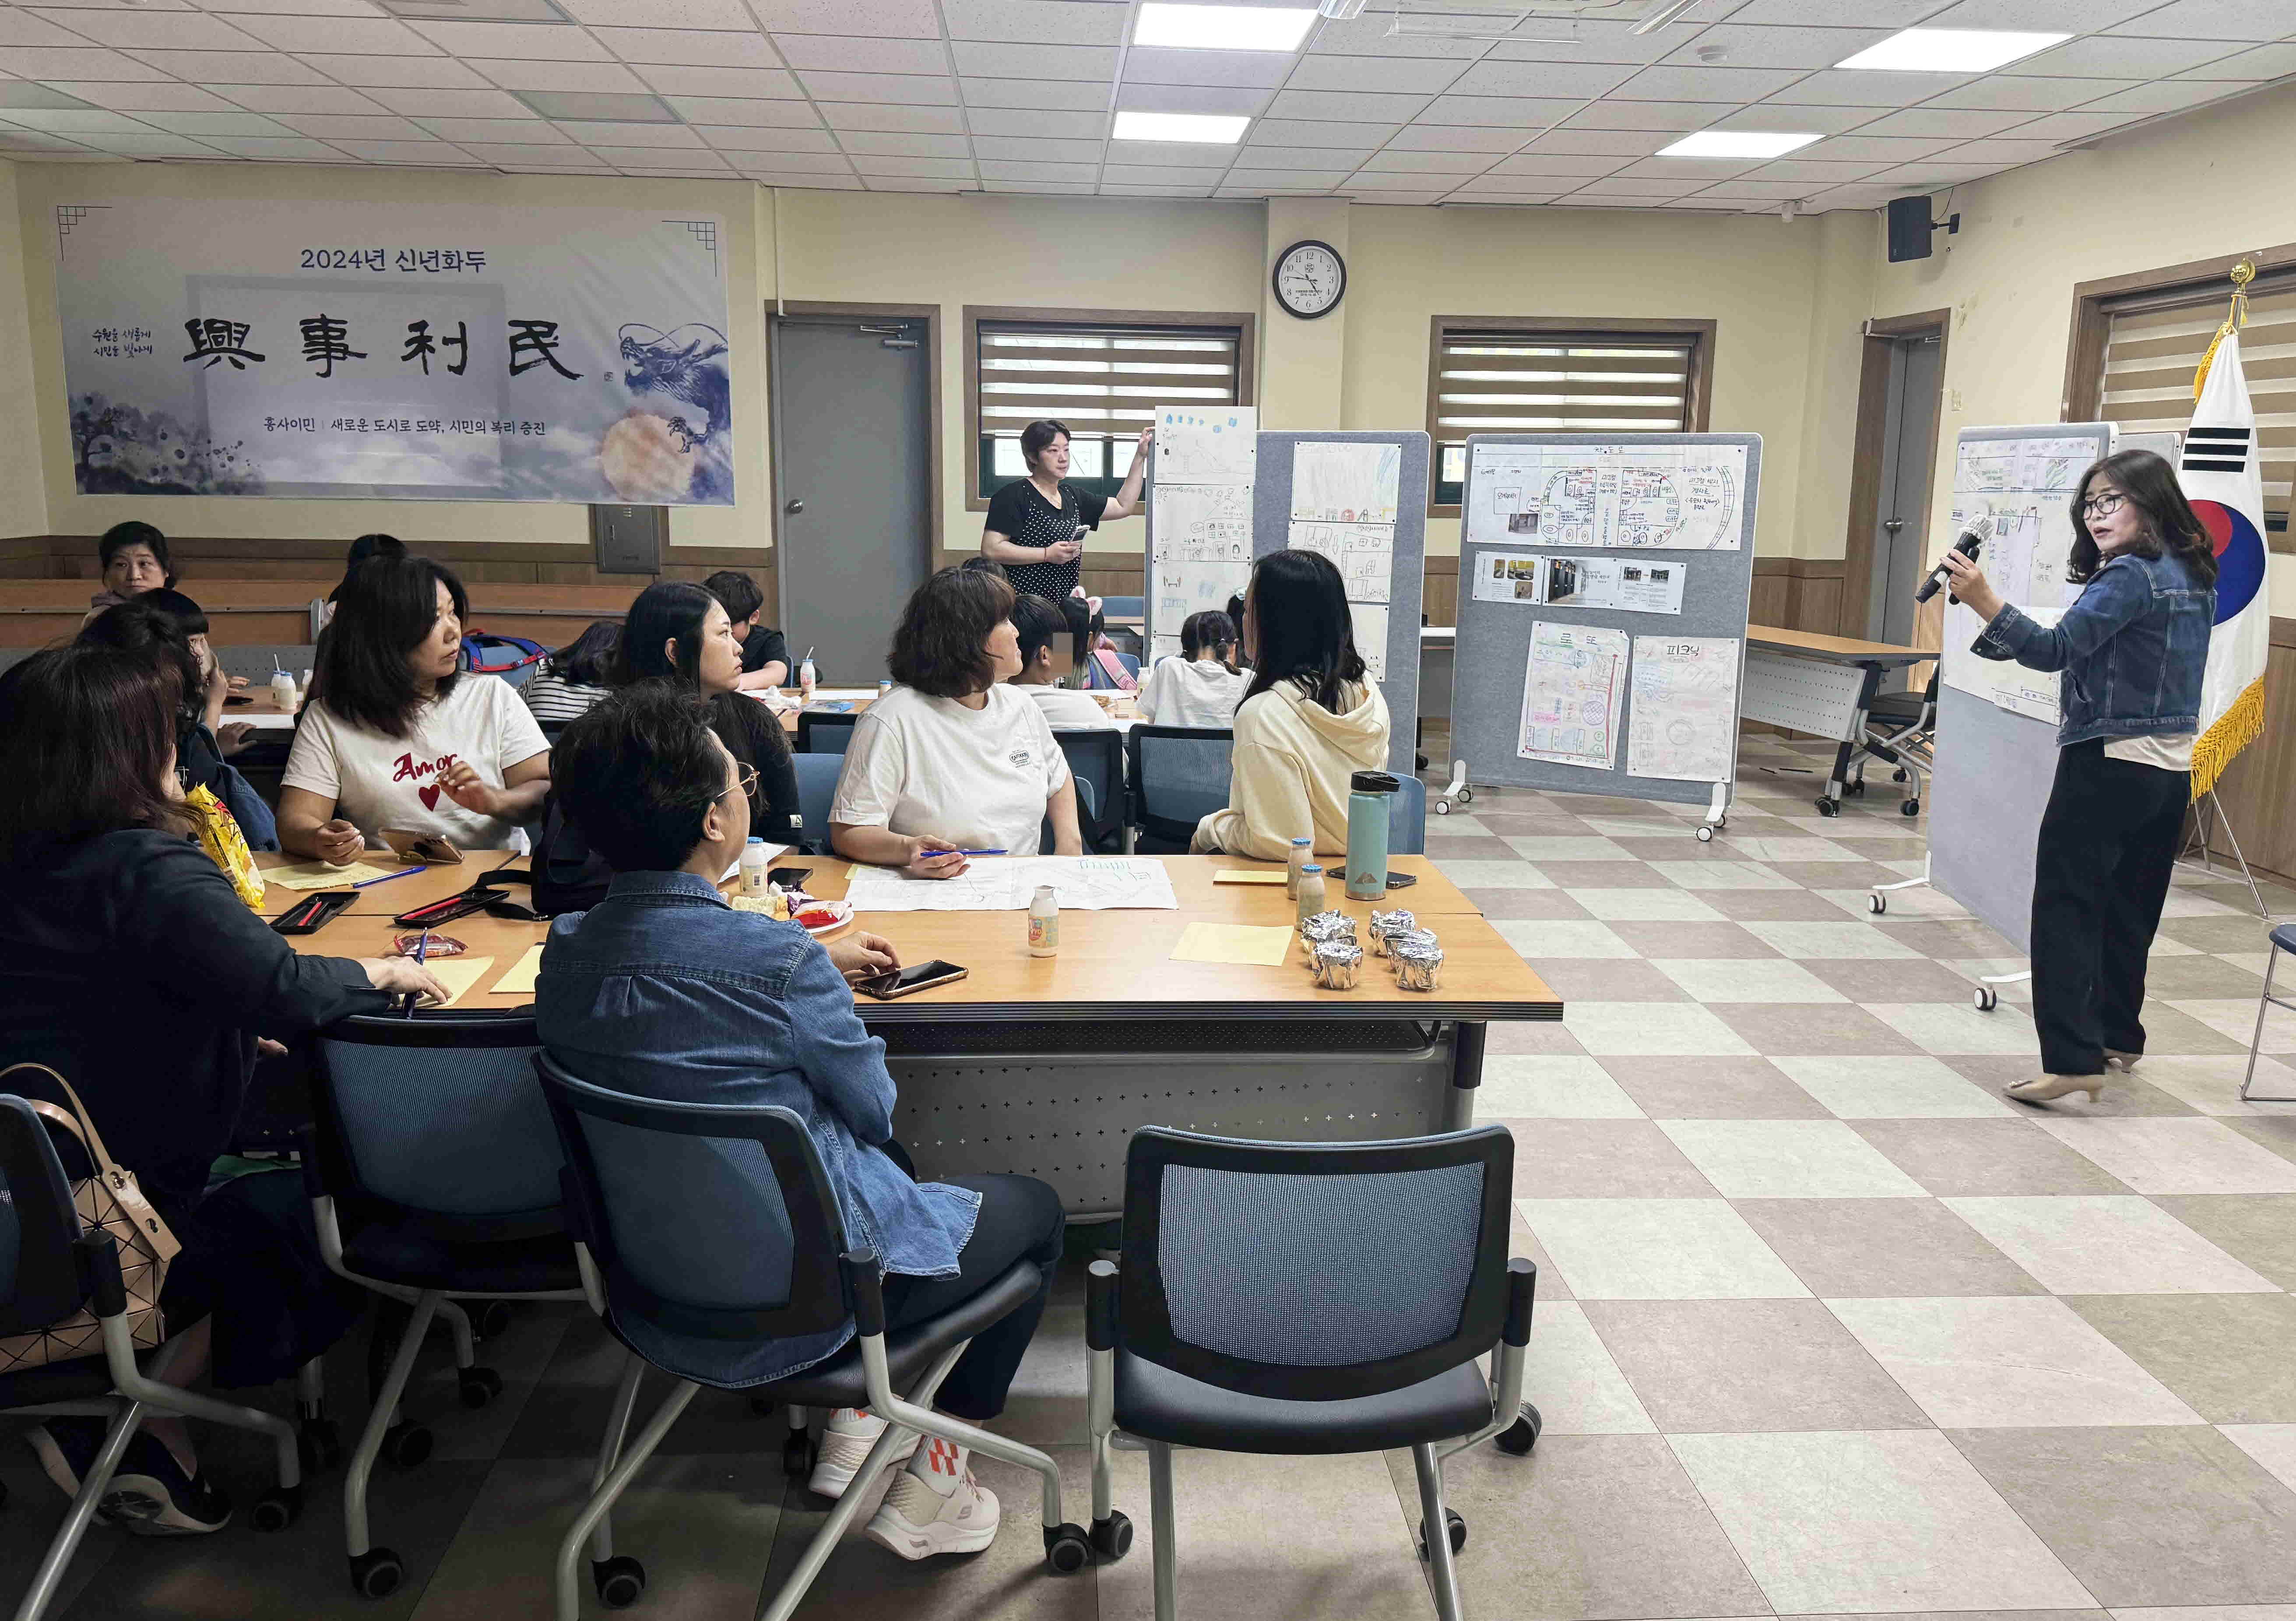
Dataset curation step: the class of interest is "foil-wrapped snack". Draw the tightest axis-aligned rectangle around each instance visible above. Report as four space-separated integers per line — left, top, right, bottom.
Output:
1311 939 1363 990
1393 939 1445 992
1297 909 1358 963
1367 909 1418 957
1389 927 1440 964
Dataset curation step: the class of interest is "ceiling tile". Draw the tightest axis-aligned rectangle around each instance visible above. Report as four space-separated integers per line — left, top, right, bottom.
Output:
2105 0 2294 35
1441 191 1562 204
1121 46 1295 89
25 10 263 50
180 0 381 11
793 70 960 104
1110 162 1246 184
2077 79 2243 113
1492 15 1698 65
981 179 1101 192
299 56 494 89
970 133 1102 160
819 101 969 132
1384 123 1533 152
698 123 841 151
777 35 946 74
362 87 536 117
860 175 973 190
216 85 389 114
1767 68 1960 105
0 130 98 154
1111 83 1268 115
474 148 615 166
748 0 941 36
223 14 435 54
554 120 702 145
43 81 239 112
1247 115 1399 146
1611 154 1762 177
734 171 865 187
2177 42 2296 78
1336 169 1452 189
1549 194 1670 208
949 41 1115 80
1927 136 2068 162
594 28 783 68
1362 147 1492 173
417 117 568 141
850 154 976 176
842 128 979 156
1102 138 1236 167
942 0 1127 45
78 132 228 156
1919 74 2135 110
1740 156 1894 180
1284 55 1466 95
476 60 649 92
192 136 348 160
1683 179 1824 198
1415 95 1588 128
2015 36 2243 76
964 106 1108 138
557 0 760 25
1917 0 2153 25
1611 64 1807 100
1657 23 1892 70
331 140 489 163
407 18 606 58
635 65 805 96
1485 151 1630 176
718 148 851 170
270 113 431 140
2003 109 2148 141
1308 16 1485 59
1707 102 1877 132
1866 161 2006 188
1448 60 1637 99
1247 142 1374 169
0 46 169 79
974 78 1113 110
1798 133 1956 162
1343 190 1454 204
1563 99 1740 131
593 146 732 168
0 108 158 133
1100 183 1219 196
134 111 294 135
0 84 91 109
0 13 98 48
1663 196 1753 209
1716 0 1919 16
1847 107 2036 137
1568 176 1698 195
667 97 822 127
977 158 1097 180
1266 88 1431 123
117 49 332 85
1519 128 1677 155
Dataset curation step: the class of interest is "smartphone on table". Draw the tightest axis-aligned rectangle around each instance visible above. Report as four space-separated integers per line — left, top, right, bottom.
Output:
854 961 968 1001
767 867 813 889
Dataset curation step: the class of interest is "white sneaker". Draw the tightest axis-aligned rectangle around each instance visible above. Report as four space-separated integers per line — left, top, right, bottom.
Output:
865 1438 1001 1560
807 1408 919 1499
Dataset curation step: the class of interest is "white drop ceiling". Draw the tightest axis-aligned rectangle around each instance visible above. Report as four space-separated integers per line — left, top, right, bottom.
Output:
0 0 2288 211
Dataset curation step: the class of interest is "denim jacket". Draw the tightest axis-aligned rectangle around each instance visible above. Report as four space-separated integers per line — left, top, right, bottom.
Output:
1971 549 2214 747
536 870 979 1385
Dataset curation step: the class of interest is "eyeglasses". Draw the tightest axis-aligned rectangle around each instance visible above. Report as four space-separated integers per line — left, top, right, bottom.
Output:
2080 491 2129 519
721 764 759 803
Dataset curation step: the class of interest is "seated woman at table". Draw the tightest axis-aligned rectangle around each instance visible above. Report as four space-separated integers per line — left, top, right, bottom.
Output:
1137 609 1250 728
320 532 404 630
1192 549 1389 862
0 641 445 1532
541 684 1055 1556
1006 592 1112 729
831 567 1081 877
81 521 174 622
522 619 620 727
279 553 551 861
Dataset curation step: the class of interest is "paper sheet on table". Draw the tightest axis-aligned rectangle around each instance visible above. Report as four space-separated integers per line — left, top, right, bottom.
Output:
1626 636 1740 783
266 860 399 890
1170 923 1293 966
843 856 1180 912
1290 441 1401 524
1154 404 1256 485
422 956 494 1007
492 943 546 998
1213 869 1288 885
1519 620 1628 771
1287 521 1394 605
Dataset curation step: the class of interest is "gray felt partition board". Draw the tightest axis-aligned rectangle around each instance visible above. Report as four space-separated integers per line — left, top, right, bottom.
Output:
1252 430 1430 779
1449 432 1761 818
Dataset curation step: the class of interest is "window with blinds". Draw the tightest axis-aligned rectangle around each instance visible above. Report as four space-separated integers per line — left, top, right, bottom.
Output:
2098 277 2296 529
1428 324 1705 507
973 318 1245 500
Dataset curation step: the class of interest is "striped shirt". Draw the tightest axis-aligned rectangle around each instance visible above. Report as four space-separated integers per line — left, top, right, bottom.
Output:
521 667 611 726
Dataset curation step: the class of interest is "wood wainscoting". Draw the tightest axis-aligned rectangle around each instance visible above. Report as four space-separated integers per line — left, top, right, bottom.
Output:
2197 615 2296 889
1749 557 1849 636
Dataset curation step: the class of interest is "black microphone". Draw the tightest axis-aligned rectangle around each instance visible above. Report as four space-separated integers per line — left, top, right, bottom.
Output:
1914 512 1994 604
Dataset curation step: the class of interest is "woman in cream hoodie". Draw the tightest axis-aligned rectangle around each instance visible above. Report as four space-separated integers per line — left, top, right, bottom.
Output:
1192 550 1390 861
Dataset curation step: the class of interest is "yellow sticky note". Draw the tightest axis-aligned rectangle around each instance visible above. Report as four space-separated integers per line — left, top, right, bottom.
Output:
1170 923 1294 966
422 956 494 1007
492 943 546 998
267 860 397 890
1213 870 1289 885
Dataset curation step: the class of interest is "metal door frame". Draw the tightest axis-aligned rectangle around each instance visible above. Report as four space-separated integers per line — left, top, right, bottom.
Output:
765 300 944 639
1840 307 1949 641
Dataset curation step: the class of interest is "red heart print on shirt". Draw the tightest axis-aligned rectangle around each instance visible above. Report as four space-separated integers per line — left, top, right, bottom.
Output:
394 750 461 815
418 784 442 811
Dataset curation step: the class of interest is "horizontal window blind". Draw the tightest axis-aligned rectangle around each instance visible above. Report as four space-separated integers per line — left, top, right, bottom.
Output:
975 320 1242 495
1431 328 1699 504
2099 278 2296 524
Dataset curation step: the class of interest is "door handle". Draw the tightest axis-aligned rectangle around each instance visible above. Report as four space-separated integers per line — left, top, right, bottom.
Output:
785 499 805 514
1882 518 1904 533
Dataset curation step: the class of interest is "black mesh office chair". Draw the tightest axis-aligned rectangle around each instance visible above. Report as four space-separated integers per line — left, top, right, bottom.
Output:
1124 726 1234 854
1850 671 1937 818
795 710 859 754
1055 727 1125 851
1087 1126 1540 1621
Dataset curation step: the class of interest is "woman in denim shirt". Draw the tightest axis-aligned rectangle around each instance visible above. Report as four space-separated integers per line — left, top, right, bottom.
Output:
1944 449 2216 1103
539 684 1064 1563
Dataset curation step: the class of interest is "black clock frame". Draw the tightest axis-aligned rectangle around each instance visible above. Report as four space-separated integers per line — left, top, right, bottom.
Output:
1273 238 1346 321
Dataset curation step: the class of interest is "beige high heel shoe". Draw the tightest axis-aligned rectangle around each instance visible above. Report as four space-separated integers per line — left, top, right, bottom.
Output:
2104 1049 2141 1073
2005 1072 2108 1104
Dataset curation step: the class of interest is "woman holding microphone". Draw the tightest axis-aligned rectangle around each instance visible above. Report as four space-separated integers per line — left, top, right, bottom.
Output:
980 419 1152 603
1942 449 2216 1104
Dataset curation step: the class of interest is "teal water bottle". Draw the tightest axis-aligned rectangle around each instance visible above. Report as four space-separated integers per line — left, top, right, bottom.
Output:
1345 771 1400 901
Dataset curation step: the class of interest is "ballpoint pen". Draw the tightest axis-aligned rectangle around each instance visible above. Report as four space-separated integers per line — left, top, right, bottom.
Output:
354 865 424 890
402 930 429 1018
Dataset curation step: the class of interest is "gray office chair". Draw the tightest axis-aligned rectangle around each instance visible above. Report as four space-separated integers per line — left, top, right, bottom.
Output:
796 709 859 754
1055 726 1126 850
1849 671 1937 818
792 751 840 852
2240 922 2296 1102
1125 725 1234 853
1087 1126 1540 1621
1390 773 1428 856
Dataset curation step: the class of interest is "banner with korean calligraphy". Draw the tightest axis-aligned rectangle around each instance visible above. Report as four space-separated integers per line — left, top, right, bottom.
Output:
56 197 734 505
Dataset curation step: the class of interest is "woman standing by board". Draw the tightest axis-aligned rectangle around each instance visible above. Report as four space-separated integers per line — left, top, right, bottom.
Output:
981 419 1153 603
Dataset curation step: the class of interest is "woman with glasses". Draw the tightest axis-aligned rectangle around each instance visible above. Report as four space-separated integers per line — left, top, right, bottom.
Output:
1942 449 2217 1104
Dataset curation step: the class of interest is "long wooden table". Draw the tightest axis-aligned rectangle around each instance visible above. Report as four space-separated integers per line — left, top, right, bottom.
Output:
1743 621 1933 817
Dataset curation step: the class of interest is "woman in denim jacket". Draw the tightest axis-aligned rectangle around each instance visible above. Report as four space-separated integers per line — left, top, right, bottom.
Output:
1943 449 2215 1103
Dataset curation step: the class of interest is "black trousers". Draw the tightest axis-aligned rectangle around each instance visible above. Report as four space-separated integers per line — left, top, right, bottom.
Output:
2030 739 2188 1076
879 1169 1065 1423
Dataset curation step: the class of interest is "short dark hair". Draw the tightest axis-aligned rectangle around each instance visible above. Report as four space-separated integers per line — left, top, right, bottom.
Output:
613 581 720 688
313 553 466 737
0 643 187 864
77 598 204 728
329 533 404 604
1020 419 1069 474
1011 592 1071 668
701 569 764 626
98 521 173 588
2067 449 2219 588
888 566 1015 698
1182 609 1239 671
132 587 209 639
553 683 728 872
547 620 622 687
960 557 1009 580
1242 549 1365 714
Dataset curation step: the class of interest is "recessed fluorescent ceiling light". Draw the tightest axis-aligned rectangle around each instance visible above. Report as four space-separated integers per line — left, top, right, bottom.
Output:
1135 4 1317 52
1112 110 1249 144
1835 28 2068 74
1659 131 1819 159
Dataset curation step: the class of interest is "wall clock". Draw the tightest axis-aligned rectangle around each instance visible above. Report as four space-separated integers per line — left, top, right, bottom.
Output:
1273 239 1346 320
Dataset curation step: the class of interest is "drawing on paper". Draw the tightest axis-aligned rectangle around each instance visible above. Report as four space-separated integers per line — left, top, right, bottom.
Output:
1466 443 1746 551
1290 440 1401 524
1288 520 1394 605
1154 404 1256 486
1351 602 1389 683
1518 620 1628 770
1938 432 2099 723
1625 636 1740 782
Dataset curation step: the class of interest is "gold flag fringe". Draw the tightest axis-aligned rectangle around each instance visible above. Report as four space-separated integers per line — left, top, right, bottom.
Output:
2191 675 2264 799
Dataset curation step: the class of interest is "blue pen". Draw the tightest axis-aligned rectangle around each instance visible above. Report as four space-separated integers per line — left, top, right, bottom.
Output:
401 930 429 1018
951 849 1006 857
354 865 424 890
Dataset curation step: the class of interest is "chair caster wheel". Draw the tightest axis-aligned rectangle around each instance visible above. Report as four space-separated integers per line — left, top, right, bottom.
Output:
1458 788 1472 803
1419 1508 1467 1559
1846 778 1866 796
1090 1511 1132 1561
1044 1522 1091 1573
781 1431 815 1477
1869 893 1886 916
381 1423 433 1469
1901 798 1920 817
252 1485 302 1533
1434 800 1451 816
1495 1402 1542 1455
1816 798 1839 817
299 1418 343 1473
1696 825 1715 843
1976 986 1998 1012
350 1547 404 1599
1891 767 1907 782
593 1554 647 1608
458 1366 503 1410
472 1300 514 1341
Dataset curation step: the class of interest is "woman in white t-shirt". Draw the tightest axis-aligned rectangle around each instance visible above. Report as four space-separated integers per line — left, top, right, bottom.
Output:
1137 609 1250 728
281 554 551 860
831 567 1081 878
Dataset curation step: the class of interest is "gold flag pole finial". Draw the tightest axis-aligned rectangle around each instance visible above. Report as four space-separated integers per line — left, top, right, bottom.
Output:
2195 257 2257 398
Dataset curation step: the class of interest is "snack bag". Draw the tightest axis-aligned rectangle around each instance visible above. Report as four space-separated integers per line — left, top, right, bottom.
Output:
185 783 265 911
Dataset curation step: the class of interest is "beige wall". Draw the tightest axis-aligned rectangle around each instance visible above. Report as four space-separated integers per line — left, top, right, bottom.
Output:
0 162 48 539
1869 78 2296 617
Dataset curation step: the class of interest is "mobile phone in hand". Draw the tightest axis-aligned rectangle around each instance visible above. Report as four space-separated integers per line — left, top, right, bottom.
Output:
854 960 968 1000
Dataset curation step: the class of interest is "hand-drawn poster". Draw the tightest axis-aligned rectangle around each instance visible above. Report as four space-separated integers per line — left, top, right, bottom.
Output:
1626 636 1740 782
1466 443 1745 550
1519 620 1628 770
1290 440 1400 524
1287 520 1394 604
1154 404 1256 486
56 197 733 504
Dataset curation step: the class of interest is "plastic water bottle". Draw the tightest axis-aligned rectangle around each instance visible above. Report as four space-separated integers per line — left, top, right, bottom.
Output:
1345 771 1401 901
1285 836 1314 899
798 652 817 700
1294 863 1326 928
1028 883 1060 958
739 836 769 896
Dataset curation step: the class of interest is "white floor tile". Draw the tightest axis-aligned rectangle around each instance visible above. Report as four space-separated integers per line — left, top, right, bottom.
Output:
1657 1118 1930 1198
1730 837 1862 863
1571 889 1729 923
1647 861 1800 891
1522 1300 1658 1434
1743 921 1923 960
1515 1198 1810 1300
1775 1055 2020 1118
2133 1054 2296 1115
1564 1002 1758 1057
2029 1117 2296 1195
1815 886 1973 920
1480 1055 1646 1119
1943 1195 2282 1294
2216 1426 2296 1498
2169 997 2296 1050
1492 919 1637 959
1651 959 1849 1004
1867 1000 2043 1056
1432 859 1558 890
1502 836 1634 862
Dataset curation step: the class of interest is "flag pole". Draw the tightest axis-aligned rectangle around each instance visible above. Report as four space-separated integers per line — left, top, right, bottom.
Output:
2177 791 2274 917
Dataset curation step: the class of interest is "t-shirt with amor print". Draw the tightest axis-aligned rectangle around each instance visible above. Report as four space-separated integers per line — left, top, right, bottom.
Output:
284 675 550 853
